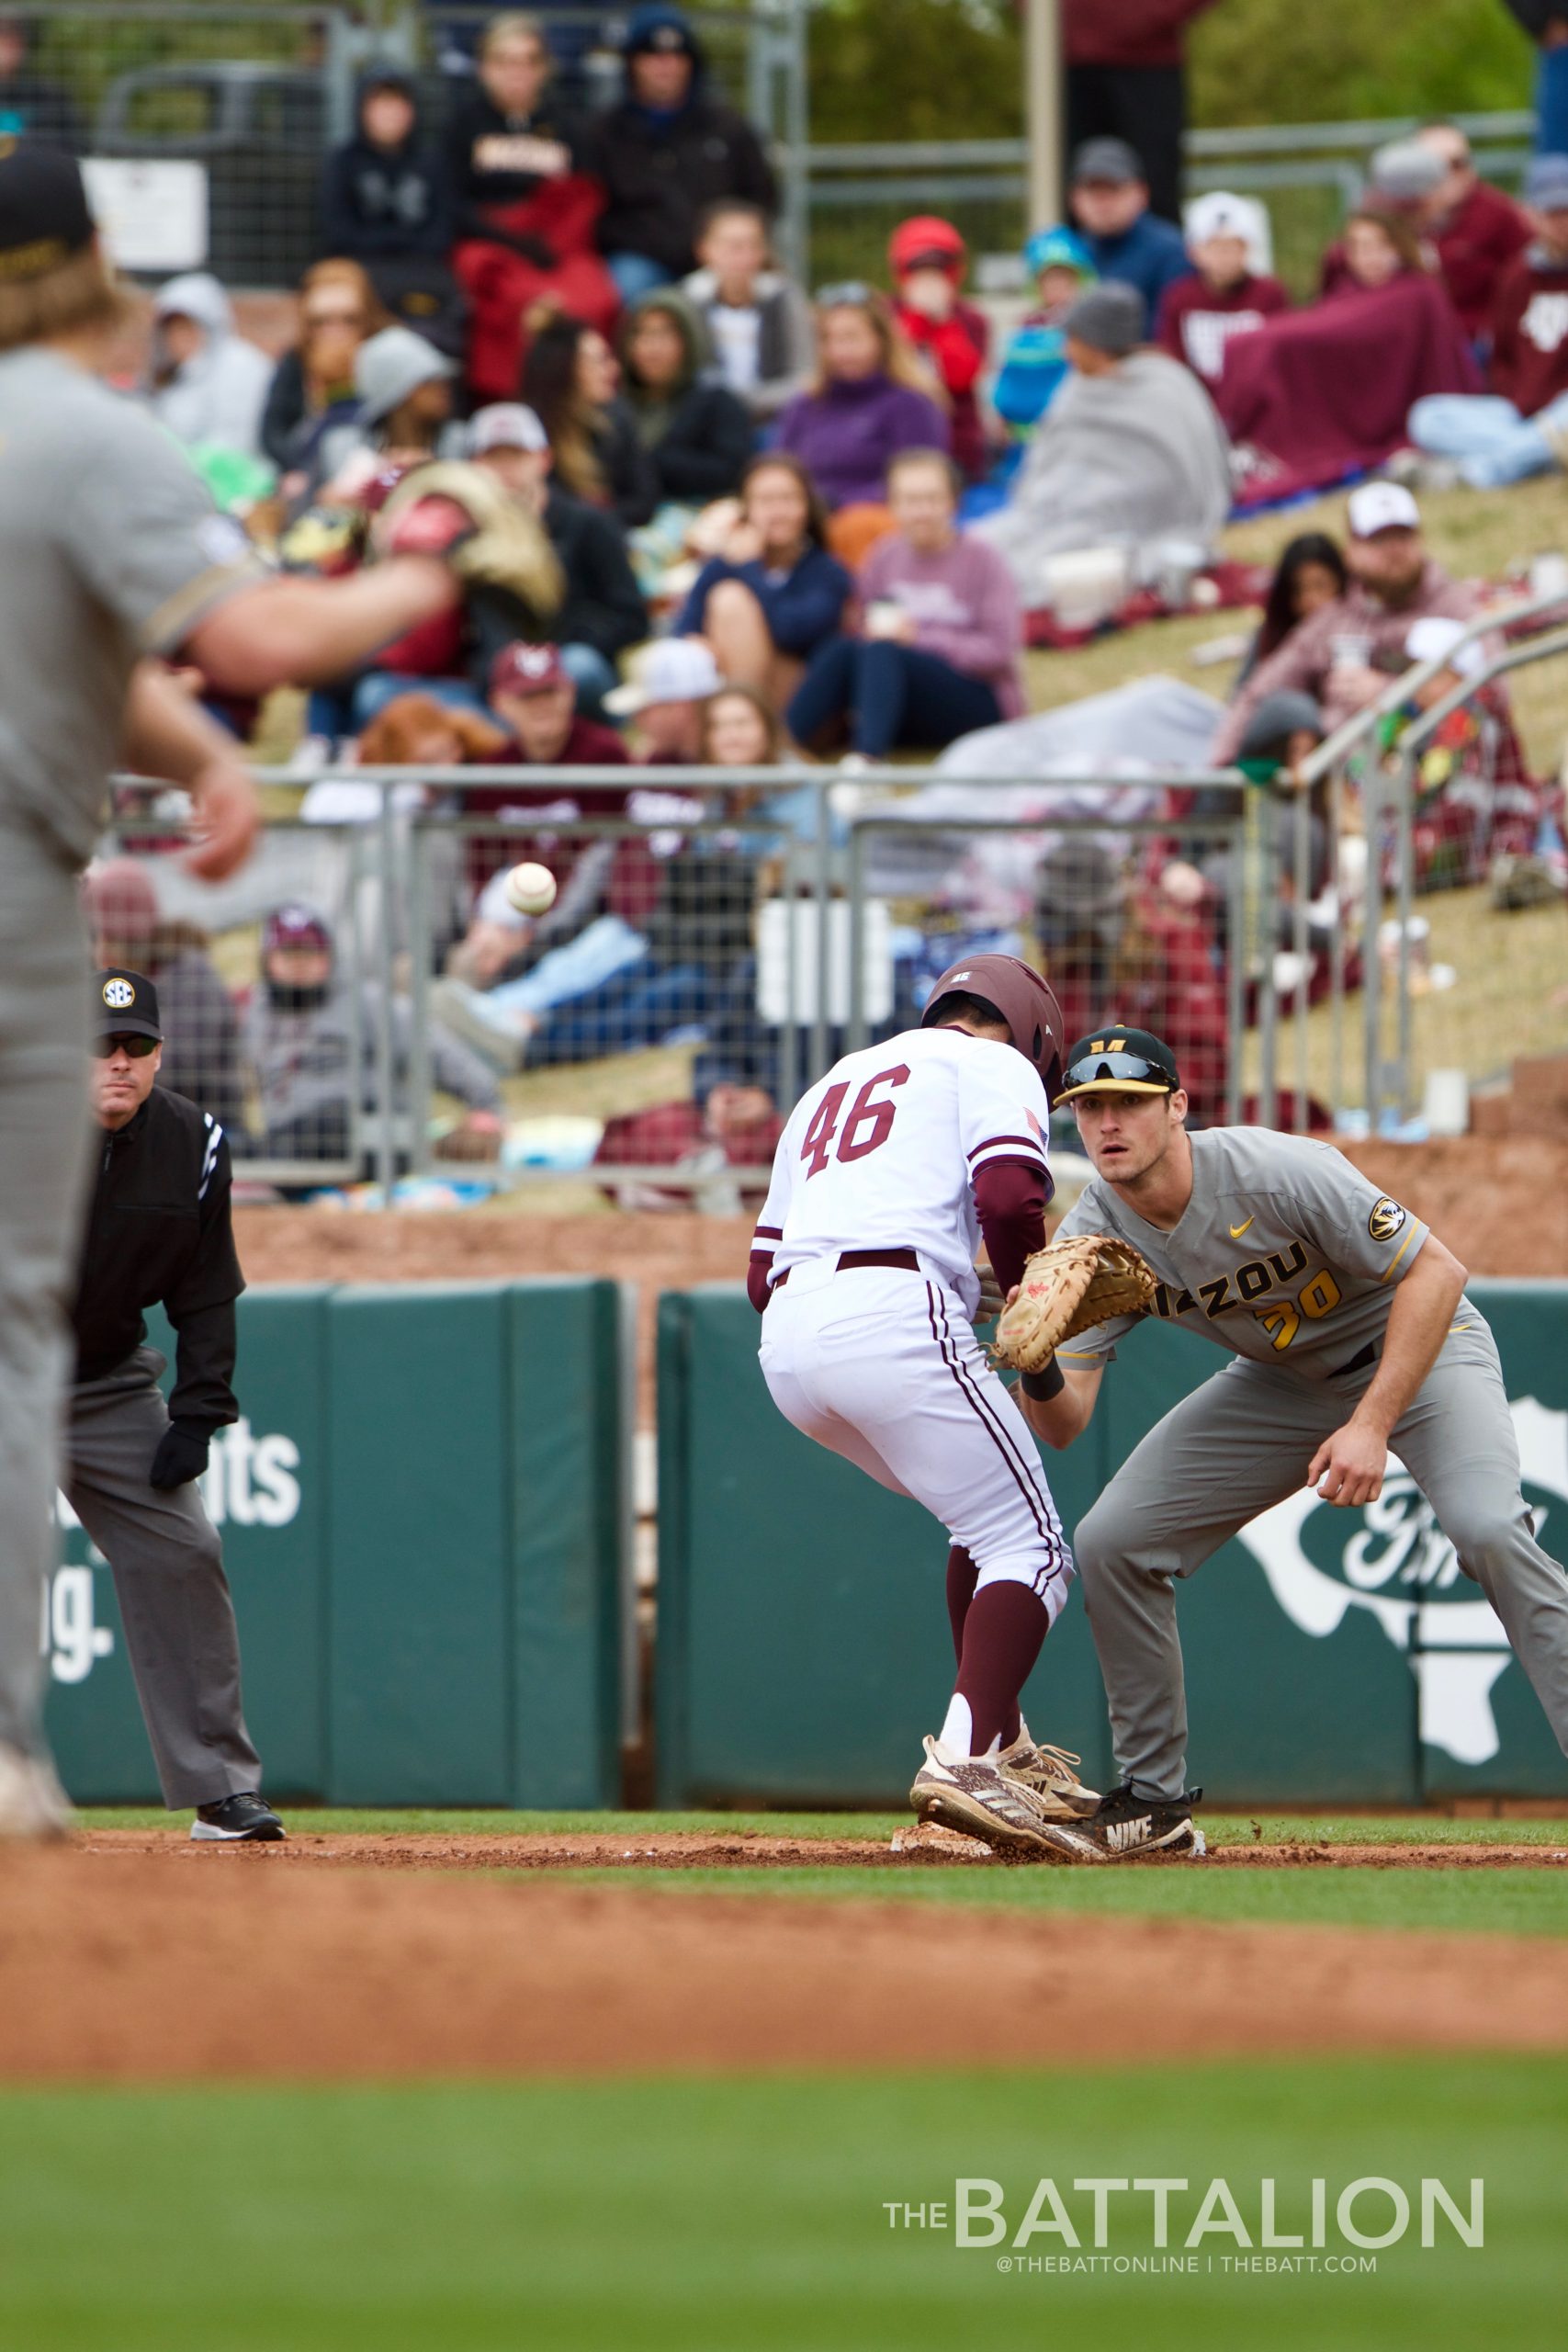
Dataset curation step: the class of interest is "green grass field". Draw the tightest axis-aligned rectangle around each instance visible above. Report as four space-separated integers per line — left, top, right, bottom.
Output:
2 2059 1561 2352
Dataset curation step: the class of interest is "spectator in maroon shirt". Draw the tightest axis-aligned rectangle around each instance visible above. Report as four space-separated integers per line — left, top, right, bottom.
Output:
1415 122 1531 341
1063 0 1221 225
1408 153 1568 485
1156 191 1288 386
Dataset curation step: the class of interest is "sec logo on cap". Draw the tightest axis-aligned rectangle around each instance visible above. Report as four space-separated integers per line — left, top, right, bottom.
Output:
102 978 136 1011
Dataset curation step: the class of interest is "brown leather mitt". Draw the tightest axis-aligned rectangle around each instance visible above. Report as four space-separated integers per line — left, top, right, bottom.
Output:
992 1233 1156 1374
373 460 565 621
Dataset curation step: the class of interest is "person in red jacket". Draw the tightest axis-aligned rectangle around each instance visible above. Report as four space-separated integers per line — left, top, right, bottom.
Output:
1156 190 1289 385
887 216 991 482
1408 153 1568 485
1415 122 1531 342
1063 0 1220 225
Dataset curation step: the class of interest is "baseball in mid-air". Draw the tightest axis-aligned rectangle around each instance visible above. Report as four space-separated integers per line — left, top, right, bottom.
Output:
504 860 557 916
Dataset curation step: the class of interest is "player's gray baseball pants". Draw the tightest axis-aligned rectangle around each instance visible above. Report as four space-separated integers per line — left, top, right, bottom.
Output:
66 1349 262 1809
1074 1323 1568 1797
0 817 93 1765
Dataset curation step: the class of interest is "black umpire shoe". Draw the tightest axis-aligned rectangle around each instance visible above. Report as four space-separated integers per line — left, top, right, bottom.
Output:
1074 1781 1204 1861
190 1792 288 1843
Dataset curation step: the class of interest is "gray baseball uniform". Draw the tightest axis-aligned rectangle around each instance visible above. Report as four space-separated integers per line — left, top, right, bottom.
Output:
1056 1127 1568 1795
0 346 256 1764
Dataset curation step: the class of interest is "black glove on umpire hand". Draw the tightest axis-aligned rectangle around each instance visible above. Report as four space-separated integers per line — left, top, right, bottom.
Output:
149 1422 211 1490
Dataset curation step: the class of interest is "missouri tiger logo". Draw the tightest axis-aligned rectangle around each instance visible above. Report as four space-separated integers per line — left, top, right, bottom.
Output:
1368 1197 1407 1243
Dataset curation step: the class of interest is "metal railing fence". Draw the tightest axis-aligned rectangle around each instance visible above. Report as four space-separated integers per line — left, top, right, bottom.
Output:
1259 615 1568 1137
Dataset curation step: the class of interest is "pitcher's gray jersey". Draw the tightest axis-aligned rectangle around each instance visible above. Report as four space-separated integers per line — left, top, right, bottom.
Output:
1056 1128 1473 1381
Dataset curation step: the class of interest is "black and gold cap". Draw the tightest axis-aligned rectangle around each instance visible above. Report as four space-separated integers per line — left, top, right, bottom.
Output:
94 968 163 1042
0 138 95 282
1055 1026 1179 1106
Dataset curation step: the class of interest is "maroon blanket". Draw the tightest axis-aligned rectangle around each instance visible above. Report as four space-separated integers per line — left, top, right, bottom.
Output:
1215 275 1481 506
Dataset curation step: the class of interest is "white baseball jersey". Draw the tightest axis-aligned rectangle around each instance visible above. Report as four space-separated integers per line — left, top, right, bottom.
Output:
754 1026 1053 1318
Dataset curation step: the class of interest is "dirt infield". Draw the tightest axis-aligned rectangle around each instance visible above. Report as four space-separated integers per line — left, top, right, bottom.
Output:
77 1827 1568 1871
4 1830 1565 2085
1 1841 1564 2083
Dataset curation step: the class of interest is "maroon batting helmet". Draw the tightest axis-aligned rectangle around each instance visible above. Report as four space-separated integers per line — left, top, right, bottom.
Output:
920 953 1066 1097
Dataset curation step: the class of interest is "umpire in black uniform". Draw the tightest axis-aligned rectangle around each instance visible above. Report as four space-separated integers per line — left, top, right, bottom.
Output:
69 970 284 1840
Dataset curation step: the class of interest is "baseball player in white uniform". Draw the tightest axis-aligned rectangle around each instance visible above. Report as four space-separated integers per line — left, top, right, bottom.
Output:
749 955 1100 1854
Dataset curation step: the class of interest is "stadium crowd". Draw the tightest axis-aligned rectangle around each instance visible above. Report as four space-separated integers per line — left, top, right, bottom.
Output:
52 4 1567 1181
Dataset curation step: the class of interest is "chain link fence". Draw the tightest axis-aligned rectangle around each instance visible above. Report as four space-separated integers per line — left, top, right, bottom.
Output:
94 762 1256 1204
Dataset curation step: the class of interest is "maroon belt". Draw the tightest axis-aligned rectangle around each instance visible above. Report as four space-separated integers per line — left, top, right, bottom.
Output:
772 1248 919 1291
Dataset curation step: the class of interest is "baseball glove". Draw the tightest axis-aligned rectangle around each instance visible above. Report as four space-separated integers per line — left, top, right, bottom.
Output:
373 461 564 621
992 1233 1156 1374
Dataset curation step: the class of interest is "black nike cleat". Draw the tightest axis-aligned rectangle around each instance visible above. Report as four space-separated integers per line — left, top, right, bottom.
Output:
190 1792 287 1843
1072 1781 1204 1861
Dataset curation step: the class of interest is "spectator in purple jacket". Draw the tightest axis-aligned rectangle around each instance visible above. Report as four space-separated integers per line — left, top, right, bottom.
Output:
771 285 947 557
786 448 1023 760
677 451 851 715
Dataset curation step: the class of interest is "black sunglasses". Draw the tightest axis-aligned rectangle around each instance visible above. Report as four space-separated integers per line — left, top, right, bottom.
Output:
1059 1050 1174 1093
92 1033 159 1059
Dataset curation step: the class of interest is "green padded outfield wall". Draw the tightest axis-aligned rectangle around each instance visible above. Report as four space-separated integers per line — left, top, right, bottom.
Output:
656 1281 1568 1808
45 1279 626 1809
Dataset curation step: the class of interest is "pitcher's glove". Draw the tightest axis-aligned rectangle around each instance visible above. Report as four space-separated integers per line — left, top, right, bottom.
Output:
373 460 565 620
992 1233 1156 1374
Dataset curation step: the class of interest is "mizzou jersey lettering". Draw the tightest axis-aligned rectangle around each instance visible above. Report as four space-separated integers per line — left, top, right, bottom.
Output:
1055 1130 1468 1380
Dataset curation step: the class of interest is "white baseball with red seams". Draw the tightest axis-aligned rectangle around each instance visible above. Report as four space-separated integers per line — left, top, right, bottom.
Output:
751 1025 1074 1634
503 860 558 916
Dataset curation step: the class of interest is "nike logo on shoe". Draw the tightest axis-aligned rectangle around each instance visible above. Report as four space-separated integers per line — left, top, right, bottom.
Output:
1105 1815 1154 1851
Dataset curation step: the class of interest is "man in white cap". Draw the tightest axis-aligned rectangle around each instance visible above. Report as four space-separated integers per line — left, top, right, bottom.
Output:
1156 191 1288 385
1213 482 1485 763
466 401 648 715
605 636 724 763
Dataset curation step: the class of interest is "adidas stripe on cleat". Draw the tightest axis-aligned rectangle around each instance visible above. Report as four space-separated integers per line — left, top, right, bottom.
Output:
908 1736 1098 1861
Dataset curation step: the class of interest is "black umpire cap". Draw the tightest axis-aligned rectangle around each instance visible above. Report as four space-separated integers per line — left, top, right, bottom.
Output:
1055 1026 1179 1106
94 968 163 1042
0 138 95 280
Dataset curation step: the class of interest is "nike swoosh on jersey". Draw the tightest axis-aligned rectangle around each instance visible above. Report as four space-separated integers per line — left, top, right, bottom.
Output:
1229 1216 1254 1238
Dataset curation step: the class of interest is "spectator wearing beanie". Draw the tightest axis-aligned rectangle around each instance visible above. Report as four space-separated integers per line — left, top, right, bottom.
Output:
977 280 1232 605
786 448 1022 760
887 216 992 483
588 5 778 304
1408 153 1568 486
1156 191 1288 384
1067 136 1192 334
993 225 1097 442
1415 121 1530 340
1063 0 1220 226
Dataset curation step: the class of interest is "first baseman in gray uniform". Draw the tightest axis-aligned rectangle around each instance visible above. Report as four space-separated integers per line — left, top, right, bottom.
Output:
1018 1025 1568 1860
0 141 468 1832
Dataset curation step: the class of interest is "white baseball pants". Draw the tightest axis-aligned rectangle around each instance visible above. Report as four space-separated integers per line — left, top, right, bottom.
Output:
759 1259 1073 1614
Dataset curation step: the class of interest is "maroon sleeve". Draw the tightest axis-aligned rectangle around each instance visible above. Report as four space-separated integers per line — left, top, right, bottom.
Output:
748 1224 782 1313
972 1156 1050 1299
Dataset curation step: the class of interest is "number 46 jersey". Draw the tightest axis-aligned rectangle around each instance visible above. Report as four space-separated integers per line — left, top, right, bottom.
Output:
753 1026 1053 1319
